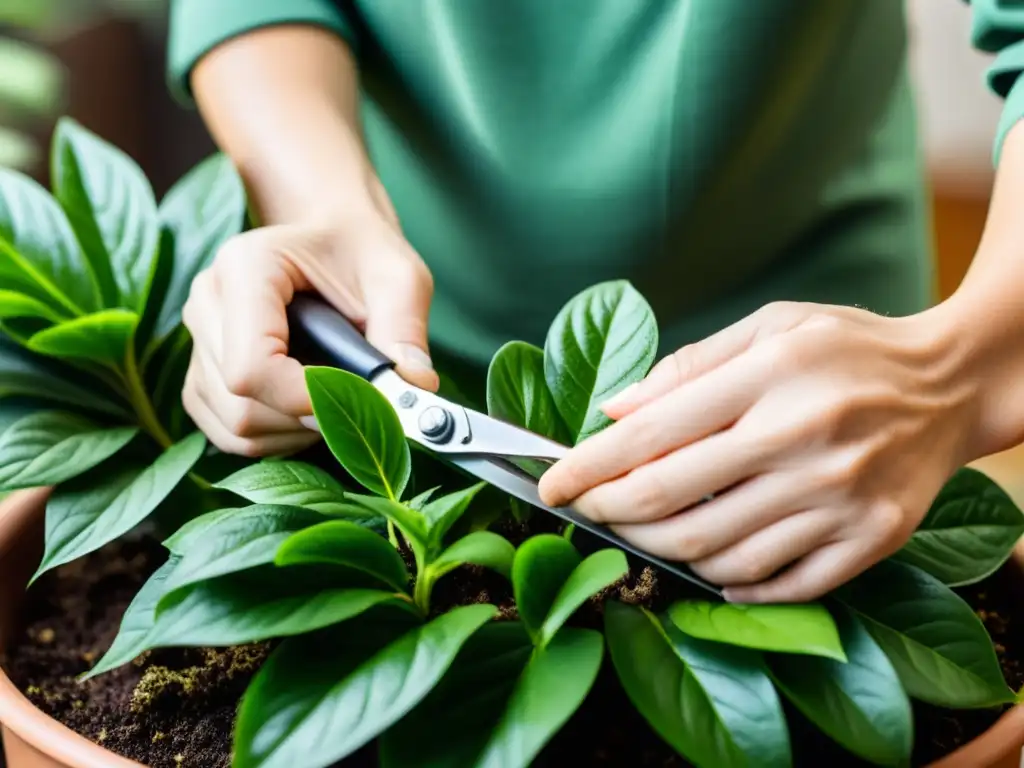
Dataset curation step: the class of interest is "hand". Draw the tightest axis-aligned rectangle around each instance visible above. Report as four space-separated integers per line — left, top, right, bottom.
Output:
181 212 437 457
538 301 979 603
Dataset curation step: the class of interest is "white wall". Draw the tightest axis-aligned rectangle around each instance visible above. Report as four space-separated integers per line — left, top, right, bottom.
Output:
906 0 1004 198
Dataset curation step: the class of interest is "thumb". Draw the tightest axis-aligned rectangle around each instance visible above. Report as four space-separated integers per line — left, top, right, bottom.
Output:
601 312 772 420
361 258 439 392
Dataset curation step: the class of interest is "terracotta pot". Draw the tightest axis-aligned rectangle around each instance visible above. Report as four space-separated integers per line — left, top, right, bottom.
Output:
1 490 1023 768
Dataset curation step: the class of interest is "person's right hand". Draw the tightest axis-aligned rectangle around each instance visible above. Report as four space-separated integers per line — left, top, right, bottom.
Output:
181 213 438 457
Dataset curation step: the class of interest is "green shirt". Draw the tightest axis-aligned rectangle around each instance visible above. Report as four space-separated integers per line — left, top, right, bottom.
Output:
166 1 1012 369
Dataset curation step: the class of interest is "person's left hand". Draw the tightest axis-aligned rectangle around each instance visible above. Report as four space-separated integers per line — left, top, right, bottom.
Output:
537 300 980 604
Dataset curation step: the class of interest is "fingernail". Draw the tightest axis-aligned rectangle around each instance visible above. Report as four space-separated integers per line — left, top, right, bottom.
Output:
395 343 434 372
602 383 639 411
300 415 320 433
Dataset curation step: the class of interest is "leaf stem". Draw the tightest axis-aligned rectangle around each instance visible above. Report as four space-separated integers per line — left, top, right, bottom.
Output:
413 566 435 615
121 346 173 450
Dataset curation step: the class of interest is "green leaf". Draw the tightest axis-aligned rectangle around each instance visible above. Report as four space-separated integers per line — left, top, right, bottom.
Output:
487 340 569 444
666 601 846 662
894 467 1024 586
380 623 603 768
152 153 245 340
345 493 429 545
432 530 515 580
27 309 139 365
0 337 127 418
159 504 329 594
835 559 1014 708
162 506 244 555
145 323 192 437
276 520 410 592
539 549 628 646
0 290 65 323
768 604 912 767
421 482 487 545
212 460 368 518
234 603 496 768
408 486 439 510
544 280 658 442
0 166 100 313
512 534 581 641
605 602 791 768
0 411 136 490
305 366 411 500
148 566 410 649
82 554 181 679
51 117 158 310
34 431 206 579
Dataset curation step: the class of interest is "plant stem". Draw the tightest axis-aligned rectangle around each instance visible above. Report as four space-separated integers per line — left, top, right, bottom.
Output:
413 566 434 615
387 520 399 548
121 347 174 450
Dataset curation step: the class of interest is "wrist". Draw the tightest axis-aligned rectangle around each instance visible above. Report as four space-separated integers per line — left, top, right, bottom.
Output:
918 267 1024 460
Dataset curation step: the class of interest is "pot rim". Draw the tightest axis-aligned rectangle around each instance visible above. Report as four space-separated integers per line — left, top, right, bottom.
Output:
0 489 1022 768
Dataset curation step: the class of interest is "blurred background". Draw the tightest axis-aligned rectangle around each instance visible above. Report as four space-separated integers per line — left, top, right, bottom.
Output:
1 0 1022 501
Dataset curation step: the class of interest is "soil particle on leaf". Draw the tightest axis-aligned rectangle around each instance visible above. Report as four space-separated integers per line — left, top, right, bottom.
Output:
2 529 1021 768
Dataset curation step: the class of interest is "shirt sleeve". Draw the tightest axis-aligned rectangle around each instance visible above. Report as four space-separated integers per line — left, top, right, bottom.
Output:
965 0 1024 164
167 0 357 104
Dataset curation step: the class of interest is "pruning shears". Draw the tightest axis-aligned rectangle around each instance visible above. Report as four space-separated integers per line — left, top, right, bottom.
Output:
287 293 720 597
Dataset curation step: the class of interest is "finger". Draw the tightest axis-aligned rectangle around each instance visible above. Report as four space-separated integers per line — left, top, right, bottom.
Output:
601 305 795 420
361 255 439 392
181 268 224 363
568 430 764 525
538 351 765 507
721 538 876 604
194 343 315 437
597 471 810 560
216 243 313 418
184 366 319 458
687 509 838 587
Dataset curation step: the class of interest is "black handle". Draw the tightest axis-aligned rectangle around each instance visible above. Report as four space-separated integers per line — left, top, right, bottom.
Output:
287 294 395 380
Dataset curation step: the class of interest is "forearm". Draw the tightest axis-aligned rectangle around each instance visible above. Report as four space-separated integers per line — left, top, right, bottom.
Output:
931 120 1024 458
191 25 390 228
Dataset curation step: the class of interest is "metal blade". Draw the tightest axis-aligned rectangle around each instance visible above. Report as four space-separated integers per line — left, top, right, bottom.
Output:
447 454 722 597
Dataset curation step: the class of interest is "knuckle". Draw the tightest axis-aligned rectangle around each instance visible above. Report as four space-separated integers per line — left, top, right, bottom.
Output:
671 530 711 562
225 401 261 438
222 364 259 399
629 471 669 521
869 501 909 541
736 556 774 584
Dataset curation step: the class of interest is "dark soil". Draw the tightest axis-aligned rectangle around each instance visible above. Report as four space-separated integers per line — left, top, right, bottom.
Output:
2 532 1021 768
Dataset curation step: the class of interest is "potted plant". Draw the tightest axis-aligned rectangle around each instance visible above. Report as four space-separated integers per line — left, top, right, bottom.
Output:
0 120 1022 768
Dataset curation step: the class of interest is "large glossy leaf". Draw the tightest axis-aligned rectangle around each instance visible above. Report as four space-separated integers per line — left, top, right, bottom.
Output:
276 520 410 592
894 468 1024 586
148 565 411 649
27 309 138 366
34 431 206 579
605 602 791 768
305 366 410 500
160 504 329 594
0 336 127 418
487 340 569 444
234 603 496 768
380 622 602 768
512 534 581 640
431 531 515 580
51 117 158 310
83 554 181 678
153 153 245 340
835 559 1014 708
539 549 627 646
0 167 100 313
544 281 658 442
212 460 359 516
0 411 136 489
768 604 912 767
666 601 846 662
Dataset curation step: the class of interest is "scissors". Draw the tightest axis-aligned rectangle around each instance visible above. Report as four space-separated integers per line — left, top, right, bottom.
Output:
287 293 720 597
